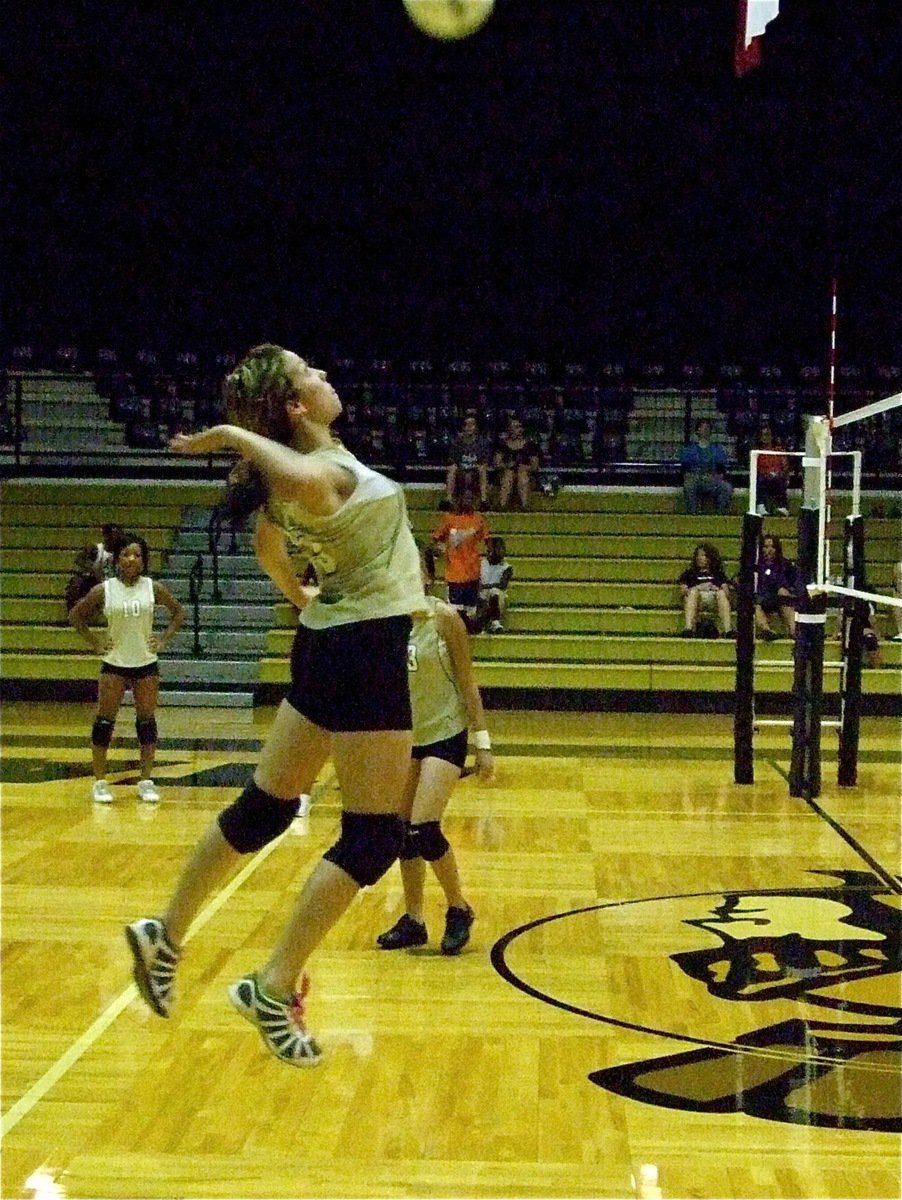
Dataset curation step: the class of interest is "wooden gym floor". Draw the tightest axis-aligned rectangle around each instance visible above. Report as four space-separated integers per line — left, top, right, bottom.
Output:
1 702 900 1200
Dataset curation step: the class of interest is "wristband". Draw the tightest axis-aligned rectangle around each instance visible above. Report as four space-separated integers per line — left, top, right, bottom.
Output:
473 730 492 751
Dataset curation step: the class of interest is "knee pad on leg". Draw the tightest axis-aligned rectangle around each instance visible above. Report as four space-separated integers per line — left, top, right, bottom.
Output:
91 716 115 748
407 821 449 863
218 781 300 853
398 821 419 861
324 811 403 887
135 716 158 746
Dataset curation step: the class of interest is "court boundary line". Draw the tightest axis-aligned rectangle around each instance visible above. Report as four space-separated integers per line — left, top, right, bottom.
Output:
0 832 286 1139
767 758 902 895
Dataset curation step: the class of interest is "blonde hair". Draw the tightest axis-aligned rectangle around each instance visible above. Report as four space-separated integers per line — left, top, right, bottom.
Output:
222 344 299 444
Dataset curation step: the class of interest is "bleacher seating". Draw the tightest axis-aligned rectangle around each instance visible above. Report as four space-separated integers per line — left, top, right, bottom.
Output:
2 478 900 707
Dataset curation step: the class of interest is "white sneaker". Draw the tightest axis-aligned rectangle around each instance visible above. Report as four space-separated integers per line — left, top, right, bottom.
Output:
889 632 902 642
489 620 504 633
756 504 767 516
92 779 114 803
137 779 160 803
776 507 789 516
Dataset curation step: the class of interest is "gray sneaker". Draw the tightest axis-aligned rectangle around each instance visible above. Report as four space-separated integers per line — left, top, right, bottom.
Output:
125 917 180 1017
228 972 322 1067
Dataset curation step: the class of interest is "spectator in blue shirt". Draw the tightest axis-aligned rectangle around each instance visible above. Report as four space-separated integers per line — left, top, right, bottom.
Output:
681 419 733 515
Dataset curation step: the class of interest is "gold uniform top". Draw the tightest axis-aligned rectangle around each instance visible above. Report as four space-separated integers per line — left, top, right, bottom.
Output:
408 597 468 748
265 444 426 629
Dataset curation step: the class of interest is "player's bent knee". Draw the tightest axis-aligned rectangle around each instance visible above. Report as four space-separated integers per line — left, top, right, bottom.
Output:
135 716 158 746
407 820 449 862
218 781 300 853
91 716 115 747
398 821 419 861
324 811 404 887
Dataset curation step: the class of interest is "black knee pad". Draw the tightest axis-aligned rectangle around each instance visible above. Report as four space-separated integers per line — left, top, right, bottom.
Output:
407 821 449 863
324 811 404 887
135 716 158 746
91 716 115 748
218 781 300 853
398 821 419 861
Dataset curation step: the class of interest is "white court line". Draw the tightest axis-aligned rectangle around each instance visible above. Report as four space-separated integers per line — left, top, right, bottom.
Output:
0 833 286 1138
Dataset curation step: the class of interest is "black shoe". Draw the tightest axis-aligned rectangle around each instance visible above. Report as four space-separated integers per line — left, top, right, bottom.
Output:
722 629 736 639
376 914 428 950
679 629 694 638
758 628 778 642
441 905 475 956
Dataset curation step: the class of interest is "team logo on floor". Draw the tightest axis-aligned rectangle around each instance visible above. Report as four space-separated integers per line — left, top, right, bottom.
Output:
492 870 900 1131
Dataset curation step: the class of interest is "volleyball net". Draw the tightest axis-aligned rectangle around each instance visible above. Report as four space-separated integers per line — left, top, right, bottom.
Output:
734 389 902 797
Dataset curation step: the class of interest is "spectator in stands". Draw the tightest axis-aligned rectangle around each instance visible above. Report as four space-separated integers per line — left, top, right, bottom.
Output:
678 542 734 638
681 419 733 514
755 423 790 516
476 536 513 633
375 543 493 956
754 533 797 641
446 413 492 509
495 416 540 511
89 523 127 580
891 560 902 641
69 532 185 804
65 524 126 611
432 485 490 631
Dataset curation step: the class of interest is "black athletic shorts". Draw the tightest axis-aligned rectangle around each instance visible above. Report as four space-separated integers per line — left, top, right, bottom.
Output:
448 581 479 609
286 615 413 733
412 727 468 769
101 661 159 681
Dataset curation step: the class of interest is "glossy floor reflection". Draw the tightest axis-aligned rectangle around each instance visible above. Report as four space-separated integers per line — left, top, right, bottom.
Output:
1 703 900 1199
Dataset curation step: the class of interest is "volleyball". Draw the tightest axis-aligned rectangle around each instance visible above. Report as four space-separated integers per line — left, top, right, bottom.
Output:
402 0 495 41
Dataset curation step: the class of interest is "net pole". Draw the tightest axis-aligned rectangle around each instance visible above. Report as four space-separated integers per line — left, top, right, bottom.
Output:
733 511 762 784
789 418 829 799
838 515 866 787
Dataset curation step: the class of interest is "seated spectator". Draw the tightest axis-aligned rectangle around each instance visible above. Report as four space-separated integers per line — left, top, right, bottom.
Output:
678 542 733 638
432 485 490 631
64 523 125 612
476 536 513 633
861 608 882 666
681 419 733 514
755 423 790 516
495 417 540 511
84 523 126 581
755 533 797 641
446 414 491 509
890 559 902 642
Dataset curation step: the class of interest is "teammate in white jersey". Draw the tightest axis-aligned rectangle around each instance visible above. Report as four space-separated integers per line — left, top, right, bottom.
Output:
377 545 494 956
125 344 427 1068
69 533 185 804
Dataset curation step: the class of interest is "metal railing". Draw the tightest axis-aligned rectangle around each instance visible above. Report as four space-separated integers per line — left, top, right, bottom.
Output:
187 553 205 656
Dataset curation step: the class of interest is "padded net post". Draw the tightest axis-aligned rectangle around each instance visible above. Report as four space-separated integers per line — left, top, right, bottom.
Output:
788 512 827 800
733 511 762 783
838 514 866 787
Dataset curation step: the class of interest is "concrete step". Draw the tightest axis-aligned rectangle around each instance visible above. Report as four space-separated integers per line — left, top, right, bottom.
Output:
166 628 268 656
156 657 260 685
159 689 254 708
176 531 255 554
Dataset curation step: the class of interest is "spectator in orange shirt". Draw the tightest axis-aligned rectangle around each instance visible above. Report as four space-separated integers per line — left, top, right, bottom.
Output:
755 423 791 516
431 486 490 631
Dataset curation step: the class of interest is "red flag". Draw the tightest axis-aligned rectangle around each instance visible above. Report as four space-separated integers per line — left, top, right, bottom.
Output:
735 0 779 76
